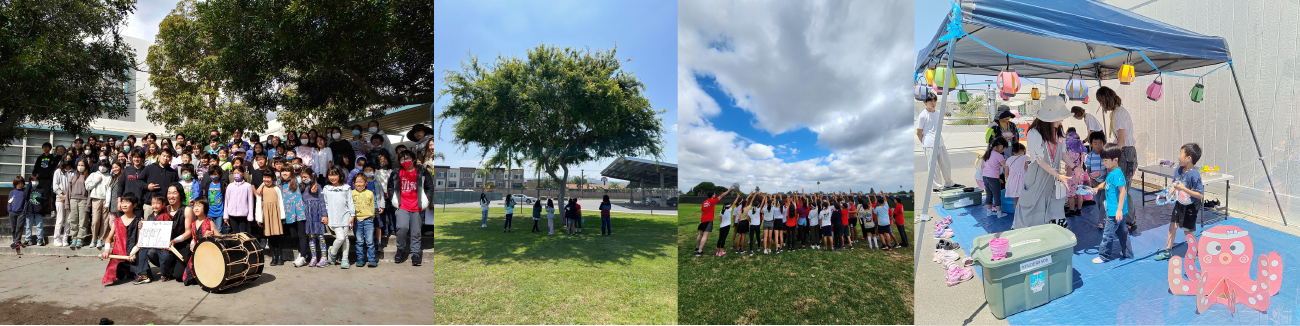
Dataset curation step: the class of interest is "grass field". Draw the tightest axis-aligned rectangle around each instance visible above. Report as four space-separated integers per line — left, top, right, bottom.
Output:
432 207 678 324
676 204 915 325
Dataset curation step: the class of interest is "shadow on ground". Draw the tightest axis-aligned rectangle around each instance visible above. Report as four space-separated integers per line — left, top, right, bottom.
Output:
434 214 675 266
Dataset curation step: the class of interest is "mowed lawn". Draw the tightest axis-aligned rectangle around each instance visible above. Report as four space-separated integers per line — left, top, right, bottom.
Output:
677 204 915 325
433 207 678 325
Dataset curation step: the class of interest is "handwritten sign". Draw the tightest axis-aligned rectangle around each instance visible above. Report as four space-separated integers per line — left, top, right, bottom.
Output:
138 221 173 249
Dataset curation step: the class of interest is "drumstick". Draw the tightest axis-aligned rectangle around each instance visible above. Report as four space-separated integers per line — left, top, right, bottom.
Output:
169 246 184 259
107 254 134 260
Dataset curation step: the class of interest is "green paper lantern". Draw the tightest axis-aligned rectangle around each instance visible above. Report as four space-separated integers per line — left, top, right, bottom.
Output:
957 90 970 104
1190 78 1205 103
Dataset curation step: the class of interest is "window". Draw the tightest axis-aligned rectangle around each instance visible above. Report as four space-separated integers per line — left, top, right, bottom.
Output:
488 174 495 179
0 128 119 186
437 180 443 186
449 172 456 178
496 181 503 187
476 182 484 187
448 181 457 187
436 171 446 178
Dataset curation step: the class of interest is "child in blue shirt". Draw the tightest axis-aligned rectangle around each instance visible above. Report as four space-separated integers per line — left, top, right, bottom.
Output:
1091 143 1132 263
1154 143 1205 261
1086 131 1107 229
8 176 29 249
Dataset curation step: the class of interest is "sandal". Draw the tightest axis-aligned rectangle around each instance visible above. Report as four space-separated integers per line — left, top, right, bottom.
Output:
937 228 954 239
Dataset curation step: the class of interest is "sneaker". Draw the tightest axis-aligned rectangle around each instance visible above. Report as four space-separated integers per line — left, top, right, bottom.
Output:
37 238 46 246
132 275 151 285
946 265 974 286
356 261 365 268
294 256 307 267
368 262 377 268
1153 250 1172 261
1092 257 1107 264
9 242 17 250
341 261 351 269
52 239 62 247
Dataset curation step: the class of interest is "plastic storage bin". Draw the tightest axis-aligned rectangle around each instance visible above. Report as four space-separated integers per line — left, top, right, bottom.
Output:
971 224 1077 319
939 188 981 210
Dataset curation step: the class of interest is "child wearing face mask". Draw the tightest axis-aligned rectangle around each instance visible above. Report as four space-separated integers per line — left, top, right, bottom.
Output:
223 167 256 235
371 155 393 249
322 166 355 268
349 124 367 164
297 168 329 267
200 167 228 233
86 161 114 249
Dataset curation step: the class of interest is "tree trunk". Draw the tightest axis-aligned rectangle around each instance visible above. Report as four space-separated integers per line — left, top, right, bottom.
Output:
551 166 569 221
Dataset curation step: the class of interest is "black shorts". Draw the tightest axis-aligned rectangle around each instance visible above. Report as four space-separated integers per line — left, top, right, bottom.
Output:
850 218 857 226
737 222 750 234
698 221 713 232
774 221 784 231
1171 203 1199 232
863 224 875 234
820 226 832 237
877 225 891 234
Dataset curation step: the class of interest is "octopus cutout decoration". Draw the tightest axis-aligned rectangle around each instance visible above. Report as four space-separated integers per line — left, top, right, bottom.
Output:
1169 225 1283 314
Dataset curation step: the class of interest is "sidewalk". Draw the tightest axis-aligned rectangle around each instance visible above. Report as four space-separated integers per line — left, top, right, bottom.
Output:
0 254 434 324
913 135 1010 326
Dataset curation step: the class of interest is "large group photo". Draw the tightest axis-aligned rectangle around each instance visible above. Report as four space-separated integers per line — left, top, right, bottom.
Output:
675 0 916 324
913 0 1300 325
431 0 679 324
0 0 435 323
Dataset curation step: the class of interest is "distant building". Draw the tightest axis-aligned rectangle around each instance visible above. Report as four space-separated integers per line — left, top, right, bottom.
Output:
433 166 525 190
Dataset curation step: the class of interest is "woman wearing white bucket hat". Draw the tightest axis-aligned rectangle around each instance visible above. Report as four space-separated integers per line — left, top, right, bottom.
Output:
1014 95 1073 229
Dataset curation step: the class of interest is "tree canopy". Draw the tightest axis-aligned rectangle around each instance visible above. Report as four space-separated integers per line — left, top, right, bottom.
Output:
197 0 435 131
687 182 744 197
0 0 135 146
142 0 263 138
439 44 665 217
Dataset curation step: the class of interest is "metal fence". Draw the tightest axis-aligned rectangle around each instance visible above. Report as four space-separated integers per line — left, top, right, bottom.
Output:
435 188 679 205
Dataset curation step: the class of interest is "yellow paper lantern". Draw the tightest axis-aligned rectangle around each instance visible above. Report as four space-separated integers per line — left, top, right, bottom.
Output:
1030 87 1041 100
925 68 935 86
1118 63 1136 85
933 62 958 93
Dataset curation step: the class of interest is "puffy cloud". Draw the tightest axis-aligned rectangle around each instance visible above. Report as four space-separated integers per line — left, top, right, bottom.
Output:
677 0 914 193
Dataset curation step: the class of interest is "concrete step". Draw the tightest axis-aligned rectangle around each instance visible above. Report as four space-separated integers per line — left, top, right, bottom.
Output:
0 235 435 263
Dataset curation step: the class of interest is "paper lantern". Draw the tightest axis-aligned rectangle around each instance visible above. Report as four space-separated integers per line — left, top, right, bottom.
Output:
925 68 935 86
957 90 970 104
914 84 929 101
996 67 1021 99
1082 94 1090 104
933 62 958 93
1066 77 1088 101
1031 87 1041 100
1146 74 1163 101
1118 63 1136 85
1190 79 1205 103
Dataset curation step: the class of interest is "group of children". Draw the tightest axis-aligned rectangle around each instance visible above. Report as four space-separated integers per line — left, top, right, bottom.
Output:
484 195 604 236
694 187 908 257
4 123 437 286
978 119 1207 264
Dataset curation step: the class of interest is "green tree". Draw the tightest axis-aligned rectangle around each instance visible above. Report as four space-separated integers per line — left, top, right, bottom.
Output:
197 0 434 130
439 44 665 219
141 0 263 138
0 0 135 147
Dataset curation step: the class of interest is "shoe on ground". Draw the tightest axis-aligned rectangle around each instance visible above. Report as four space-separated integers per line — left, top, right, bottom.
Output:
356 261 365 268
368 262 378 268
294 256 307 267
1153 250 1172 261
1092 257 1107 264
481 224 487 228
132 275 151 285
341 260 351 269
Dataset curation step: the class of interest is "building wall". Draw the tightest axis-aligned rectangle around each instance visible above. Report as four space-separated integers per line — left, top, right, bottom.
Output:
91 35 167 136
1099 0 1300 223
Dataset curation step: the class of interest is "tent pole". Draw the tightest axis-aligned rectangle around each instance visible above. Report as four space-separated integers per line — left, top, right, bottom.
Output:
917 38 957 270
1228 64 1287 226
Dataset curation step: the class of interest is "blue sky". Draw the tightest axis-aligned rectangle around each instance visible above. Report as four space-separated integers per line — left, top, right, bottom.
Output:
678 0 915 194
433 0 678 182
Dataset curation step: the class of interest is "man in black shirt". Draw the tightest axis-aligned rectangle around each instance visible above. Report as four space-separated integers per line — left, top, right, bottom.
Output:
328 126 356 171
141 149 179 218
115 150 148 217
249 153 268 188
32 142 57 191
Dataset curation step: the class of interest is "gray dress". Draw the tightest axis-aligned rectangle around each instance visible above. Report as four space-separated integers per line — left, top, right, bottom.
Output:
1014 129 1067 229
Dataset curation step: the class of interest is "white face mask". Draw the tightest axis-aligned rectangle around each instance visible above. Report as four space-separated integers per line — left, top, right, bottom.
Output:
99 166 108 173
99 156 106 161
332 133 341 139
77 166 85 172
84 150 91 155
369 127 379 134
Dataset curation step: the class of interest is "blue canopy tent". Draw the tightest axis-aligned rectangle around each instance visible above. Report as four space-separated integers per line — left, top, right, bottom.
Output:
914 0 1284 266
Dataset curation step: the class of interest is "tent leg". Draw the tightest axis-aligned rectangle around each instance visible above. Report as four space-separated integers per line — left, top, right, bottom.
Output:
1229 64 1287 226
917 39 957 270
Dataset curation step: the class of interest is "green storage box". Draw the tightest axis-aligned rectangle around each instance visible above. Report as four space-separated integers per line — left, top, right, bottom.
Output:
971 224 1077 319
939 188 981 210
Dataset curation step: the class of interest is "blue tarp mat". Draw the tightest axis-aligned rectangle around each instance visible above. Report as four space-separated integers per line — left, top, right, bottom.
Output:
931 200 1300 324
916 0 1230 79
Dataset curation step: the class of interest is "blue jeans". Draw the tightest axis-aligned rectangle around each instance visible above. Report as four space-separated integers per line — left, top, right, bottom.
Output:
25 214 43 241
481 209 488 226
983 176 1002 207
353 218 376 264
601 215 611 234
210 215 225 234
1098 212 1131 261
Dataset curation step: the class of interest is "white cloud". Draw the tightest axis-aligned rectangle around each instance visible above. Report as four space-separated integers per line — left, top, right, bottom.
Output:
744 143 775 160
121 0 184 42
678 0 914 193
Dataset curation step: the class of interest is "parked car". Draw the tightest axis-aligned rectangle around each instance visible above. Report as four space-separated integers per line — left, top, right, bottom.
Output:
666 197 678 207
510 194 536 204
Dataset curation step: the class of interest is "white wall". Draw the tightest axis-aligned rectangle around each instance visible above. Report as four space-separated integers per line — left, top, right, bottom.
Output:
89 35 167 136
1098 0 1300 224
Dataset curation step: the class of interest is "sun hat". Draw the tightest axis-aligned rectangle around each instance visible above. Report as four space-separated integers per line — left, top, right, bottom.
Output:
406 124 434 142
1035 95 1072 122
